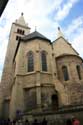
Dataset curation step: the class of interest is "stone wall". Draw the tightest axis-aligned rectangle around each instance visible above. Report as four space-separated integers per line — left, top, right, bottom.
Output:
53 37 78 57
56 55 83 105
20 108 83 125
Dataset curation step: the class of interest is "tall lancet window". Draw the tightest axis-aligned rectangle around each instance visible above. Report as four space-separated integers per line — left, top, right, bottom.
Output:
41 51 47 71
27 51 34 72
62 66 69 81
76 65 81 80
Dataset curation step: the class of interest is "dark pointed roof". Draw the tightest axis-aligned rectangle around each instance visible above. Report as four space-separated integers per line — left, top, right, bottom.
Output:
21 31 51 42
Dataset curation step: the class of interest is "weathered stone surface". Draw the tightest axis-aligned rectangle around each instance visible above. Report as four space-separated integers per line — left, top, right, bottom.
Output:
0 15 83 119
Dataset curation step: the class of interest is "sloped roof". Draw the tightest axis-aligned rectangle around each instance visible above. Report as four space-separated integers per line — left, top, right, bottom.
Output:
13 31 51 62
22 31 51 42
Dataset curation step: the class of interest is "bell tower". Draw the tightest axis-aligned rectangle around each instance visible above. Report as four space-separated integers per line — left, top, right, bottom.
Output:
0 13 30 118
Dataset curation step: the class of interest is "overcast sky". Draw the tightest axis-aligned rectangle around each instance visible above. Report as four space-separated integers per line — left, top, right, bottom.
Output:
0 0 83 80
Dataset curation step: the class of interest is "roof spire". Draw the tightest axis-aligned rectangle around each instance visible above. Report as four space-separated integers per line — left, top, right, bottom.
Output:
57 27 64 38
35 26 37 31
21 12 24 16
15 12 26 26
58 27 60 31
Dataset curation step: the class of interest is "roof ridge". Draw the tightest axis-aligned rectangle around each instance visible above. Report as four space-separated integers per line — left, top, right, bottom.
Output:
22 31 51 42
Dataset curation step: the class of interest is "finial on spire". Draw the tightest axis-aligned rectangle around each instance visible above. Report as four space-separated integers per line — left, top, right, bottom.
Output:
57 27 64 38
58 27 60 31
35 26 37 31
21 12 24 16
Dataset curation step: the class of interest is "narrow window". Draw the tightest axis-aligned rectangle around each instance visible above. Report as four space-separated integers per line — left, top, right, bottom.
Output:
16 36 21 41
17 29 20 33
41 51 47 71
16 36 19 40
22 30 25 35
27 51 34 72
62 66 69 81
76 65 81 80
20 30 22 34
17 29 24 35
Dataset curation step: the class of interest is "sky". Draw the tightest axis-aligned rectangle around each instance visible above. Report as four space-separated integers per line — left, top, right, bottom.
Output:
0 0 83 80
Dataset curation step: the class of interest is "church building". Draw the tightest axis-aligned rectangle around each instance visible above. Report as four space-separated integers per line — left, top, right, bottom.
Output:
0 13 83 119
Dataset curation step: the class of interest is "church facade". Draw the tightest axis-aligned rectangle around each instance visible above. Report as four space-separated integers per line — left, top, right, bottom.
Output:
0 14 83 119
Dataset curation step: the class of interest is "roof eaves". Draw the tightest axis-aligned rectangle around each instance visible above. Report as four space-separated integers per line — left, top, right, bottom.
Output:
53 36 71 45
56 54 83 61
13 23 31 29
21 36 51 43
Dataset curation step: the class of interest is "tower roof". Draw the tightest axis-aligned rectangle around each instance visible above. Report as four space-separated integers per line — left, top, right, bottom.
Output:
22 31 51 42
15 13 28 27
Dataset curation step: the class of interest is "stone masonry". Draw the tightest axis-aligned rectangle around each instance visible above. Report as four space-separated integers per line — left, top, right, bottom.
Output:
0 14 83 119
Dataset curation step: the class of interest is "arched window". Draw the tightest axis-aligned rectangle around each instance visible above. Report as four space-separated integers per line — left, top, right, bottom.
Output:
27 51 34 72
62 66 69 81
41 51 47 71
76 65 81 80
